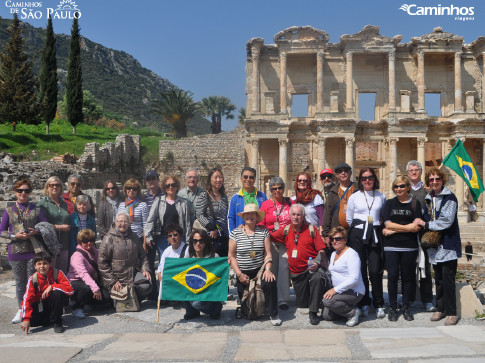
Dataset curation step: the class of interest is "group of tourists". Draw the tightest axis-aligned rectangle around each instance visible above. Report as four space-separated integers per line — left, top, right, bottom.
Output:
1 159 462 334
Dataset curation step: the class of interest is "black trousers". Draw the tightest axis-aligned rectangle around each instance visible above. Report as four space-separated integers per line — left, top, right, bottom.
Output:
434 259 457 316
146 245 159 300
70 280 110 309
385 250 418 309
290 269 325 313
30 290 68 327
236 267 278 317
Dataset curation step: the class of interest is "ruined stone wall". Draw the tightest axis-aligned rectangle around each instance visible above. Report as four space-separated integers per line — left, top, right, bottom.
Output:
159 127 246 195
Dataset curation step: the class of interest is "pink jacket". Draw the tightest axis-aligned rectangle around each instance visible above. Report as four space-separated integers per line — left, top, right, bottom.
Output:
67 245 101 293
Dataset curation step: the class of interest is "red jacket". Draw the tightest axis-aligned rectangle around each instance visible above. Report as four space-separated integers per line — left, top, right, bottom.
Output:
61 192 95 217
21 267 74 321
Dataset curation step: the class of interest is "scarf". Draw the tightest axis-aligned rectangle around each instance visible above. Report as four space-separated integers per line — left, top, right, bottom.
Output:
294 172 322 205
125 198 140 222
106 196 120 222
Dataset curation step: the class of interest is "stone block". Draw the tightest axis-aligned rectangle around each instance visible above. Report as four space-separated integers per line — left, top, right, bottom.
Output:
234 343 289 361
239 330 283 343
0 347 81 363
369 344 476 359
437 326 485 342
284 329 345 345
456 283 484 318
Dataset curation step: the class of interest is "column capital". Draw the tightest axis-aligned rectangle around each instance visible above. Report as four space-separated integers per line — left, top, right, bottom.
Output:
278 138 289 147
247 138 259 148
417 51 424 61
455 136 466 143
454 51 463 60
389 49 396 61
417 136 428 147
346 51 353 61
317 51 324 60
387 137 399 146
345 136 355 146
318 137 327 146
279 52 287 61
251 47 260 60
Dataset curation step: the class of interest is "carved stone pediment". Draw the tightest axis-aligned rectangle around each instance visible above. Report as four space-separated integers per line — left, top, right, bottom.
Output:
246 38 264 57
411 27 464 48
274 26 329 44
470 36 485 56
340 25 399 48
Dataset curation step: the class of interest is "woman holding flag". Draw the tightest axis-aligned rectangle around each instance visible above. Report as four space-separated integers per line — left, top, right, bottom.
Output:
415 168 461 326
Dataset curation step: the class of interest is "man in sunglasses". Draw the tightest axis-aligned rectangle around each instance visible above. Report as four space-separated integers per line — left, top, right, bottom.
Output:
178 168 204 227
322 162 356 239
228 166 267 232
62 174 95 217
319 168 335 202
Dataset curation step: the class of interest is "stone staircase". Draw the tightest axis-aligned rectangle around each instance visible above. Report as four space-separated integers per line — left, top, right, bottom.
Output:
460 222 485 251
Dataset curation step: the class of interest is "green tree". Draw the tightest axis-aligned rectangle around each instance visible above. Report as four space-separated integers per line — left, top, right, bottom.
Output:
0 14 39 132
200 96 236 134
39 17 58 135
237 107 246 124
151 89 199 138
82 90 103 124
66 18 83 134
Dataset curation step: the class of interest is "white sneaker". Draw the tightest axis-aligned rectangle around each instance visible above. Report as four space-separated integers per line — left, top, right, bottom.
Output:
346 308 361 327
11 309 22 324
72 308 85 319
297 307 309 314
425 303 436 312
270 314 282 326
376 307 386 319
361 305 369 317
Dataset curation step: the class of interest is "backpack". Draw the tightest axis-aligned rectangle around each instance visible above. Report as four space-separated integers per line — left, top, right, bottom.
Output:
32 269 59 293
240 264 266 320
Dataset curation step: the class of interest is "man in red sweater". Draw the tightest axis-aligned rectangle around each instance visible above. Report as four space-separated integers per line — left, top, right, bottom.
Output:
21 254 73 334
271 204 327 325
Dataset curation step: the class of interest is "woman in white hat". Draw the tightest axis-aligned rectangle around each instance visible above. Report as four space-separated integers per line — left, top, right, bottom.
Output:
228 203 280 325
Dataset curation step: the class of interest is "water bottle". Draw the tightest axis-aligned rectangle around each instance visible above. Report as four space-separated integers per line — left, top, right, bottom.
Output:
308 257 314 274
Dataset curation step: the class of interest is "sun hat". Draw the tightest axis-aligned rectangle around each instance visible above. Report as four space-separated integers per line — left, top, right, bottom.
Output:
236 203 266 223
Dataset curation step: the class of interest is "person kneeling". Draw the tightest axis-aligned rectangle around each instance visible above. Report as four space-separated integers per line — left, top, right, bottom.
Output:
322 227 364 327
21 254 74 334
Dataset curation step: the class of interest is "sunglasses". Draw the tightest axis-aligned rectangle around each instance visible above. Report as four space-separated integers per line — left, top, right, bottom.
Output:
360 176 374 181
330 236 345 242
70 182 81 187
297 179 308 183
168 233 179 238
106 187 117 191
335 169 349 174
320 174 333 180
429 177 442 182
165 183 177 189
271 186 284 191
125 187 136 191
49 183 62 188
81 240 95 244
393 184 407 189
16 188 31 194
242 175 255 180
193 239 205 244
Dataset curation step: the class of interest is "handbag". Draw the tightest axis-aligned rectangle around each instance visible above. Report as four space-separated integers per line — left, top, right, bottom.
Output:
110 285 140 312
421 197 444 250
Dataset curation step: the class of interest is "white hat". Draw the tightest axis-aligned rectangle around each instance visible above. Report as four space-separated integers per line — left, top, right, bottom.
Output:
236 203 265 224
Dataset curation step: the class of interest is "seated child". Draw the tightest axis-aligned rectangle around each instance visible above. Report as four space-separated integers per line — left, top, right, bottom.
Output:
21 254 74 334
69 195 96 259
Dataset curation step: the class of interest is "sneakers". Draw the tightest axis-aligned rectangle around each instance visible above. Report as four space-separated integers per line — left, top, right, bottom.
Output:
346 308 361 327
388 308 398 322
183 311 200 320
53 323 65 333
11 309 22 324
376 307 386 319
425 303 436 312
444 315 459 326
361 305 369 317
270 314 282 326
402 307 414 321
309 311 320 325
72 308 85 319
430 311 446 321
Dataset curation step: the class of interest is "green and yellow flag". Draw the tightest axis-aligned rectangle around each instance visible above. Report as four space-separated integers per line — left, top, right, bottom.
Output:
442 139 484 202
161 257 229 301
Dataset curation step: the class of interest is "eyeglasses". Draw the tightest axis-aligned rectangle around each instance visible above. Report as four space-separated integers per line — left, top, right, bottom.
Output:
81 240 95 244
49 183 61 188
193 239 205 244
165 183 177 189
168 233 180 238
106 187 116 191
360 176 374 181
271 186 284 191
70 182 81 187
320 174 333 180
15 188 31 194
242 175 255 180
393 184 407 189
429 177 442 182
125 187 136 191
116 220 129 224
330 236 345 243
297 179 308 184
335 169 349 174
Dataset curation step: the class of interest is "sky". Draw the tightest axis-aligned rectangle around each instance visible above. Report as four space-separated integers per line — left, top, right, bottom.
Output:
1 0 484 130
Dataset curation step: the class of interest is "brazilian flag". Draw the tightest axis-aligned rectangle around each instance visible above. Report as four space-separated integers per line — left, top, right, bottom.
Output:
161 257 229 301
442 139 484 202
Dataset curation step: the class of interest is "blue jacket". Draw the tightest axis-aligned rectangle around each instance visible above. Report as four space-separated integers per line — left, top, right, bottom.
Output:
228 188 267 232
422 187 461 258
69 212 97 257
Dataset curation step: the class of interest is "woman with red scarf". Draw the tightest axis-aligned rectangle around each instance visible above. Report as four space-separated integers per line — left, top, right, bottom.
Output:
117 179 148 239
291 172 324 230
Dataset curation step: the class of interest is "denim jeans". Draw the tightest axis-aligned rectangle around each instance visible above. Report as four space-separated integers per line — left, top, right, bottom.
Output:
185 301 222 318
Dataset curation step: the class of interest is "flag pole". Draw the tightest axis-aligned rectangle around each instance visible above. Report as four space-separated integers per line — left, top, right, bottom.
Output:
156 274 163 323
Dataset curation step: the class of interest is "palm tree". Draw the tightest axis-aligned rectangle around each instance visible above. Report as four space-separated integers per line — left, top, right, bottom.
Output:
151 89 199 138
201 96 236 134
237 107 246 124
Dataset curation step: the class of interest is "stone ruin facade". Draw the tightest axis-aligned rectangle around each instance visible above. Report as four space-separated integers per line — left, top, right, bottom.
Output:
244 25 485 223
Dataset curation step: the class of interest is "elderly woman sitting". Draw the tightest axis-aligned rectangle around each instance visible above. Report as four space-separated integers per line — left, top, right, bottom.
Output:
67 229 109 319
98 211 152 305
322 227 365 327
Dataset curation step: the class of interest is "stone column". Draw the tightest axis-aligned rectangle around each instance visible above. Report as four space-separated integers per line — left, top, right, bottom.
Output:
248 139 259 171
454 51 463 112
417 51 425 112
417 136 427 182
251 47 260 113
280 52 287 114
345 137 355 172
278 138 288 187
388 137 399 181
455 137 466 211
317 51 324 112
483 138 485 210
345 51 353 111
482 53 485 113
388 49 396 111
317 137 327 173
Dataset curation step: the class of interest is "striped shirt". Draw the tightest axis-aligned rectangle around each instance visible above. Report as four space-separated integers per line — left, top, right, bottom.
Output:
118 201 149 238
230 226 269 271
